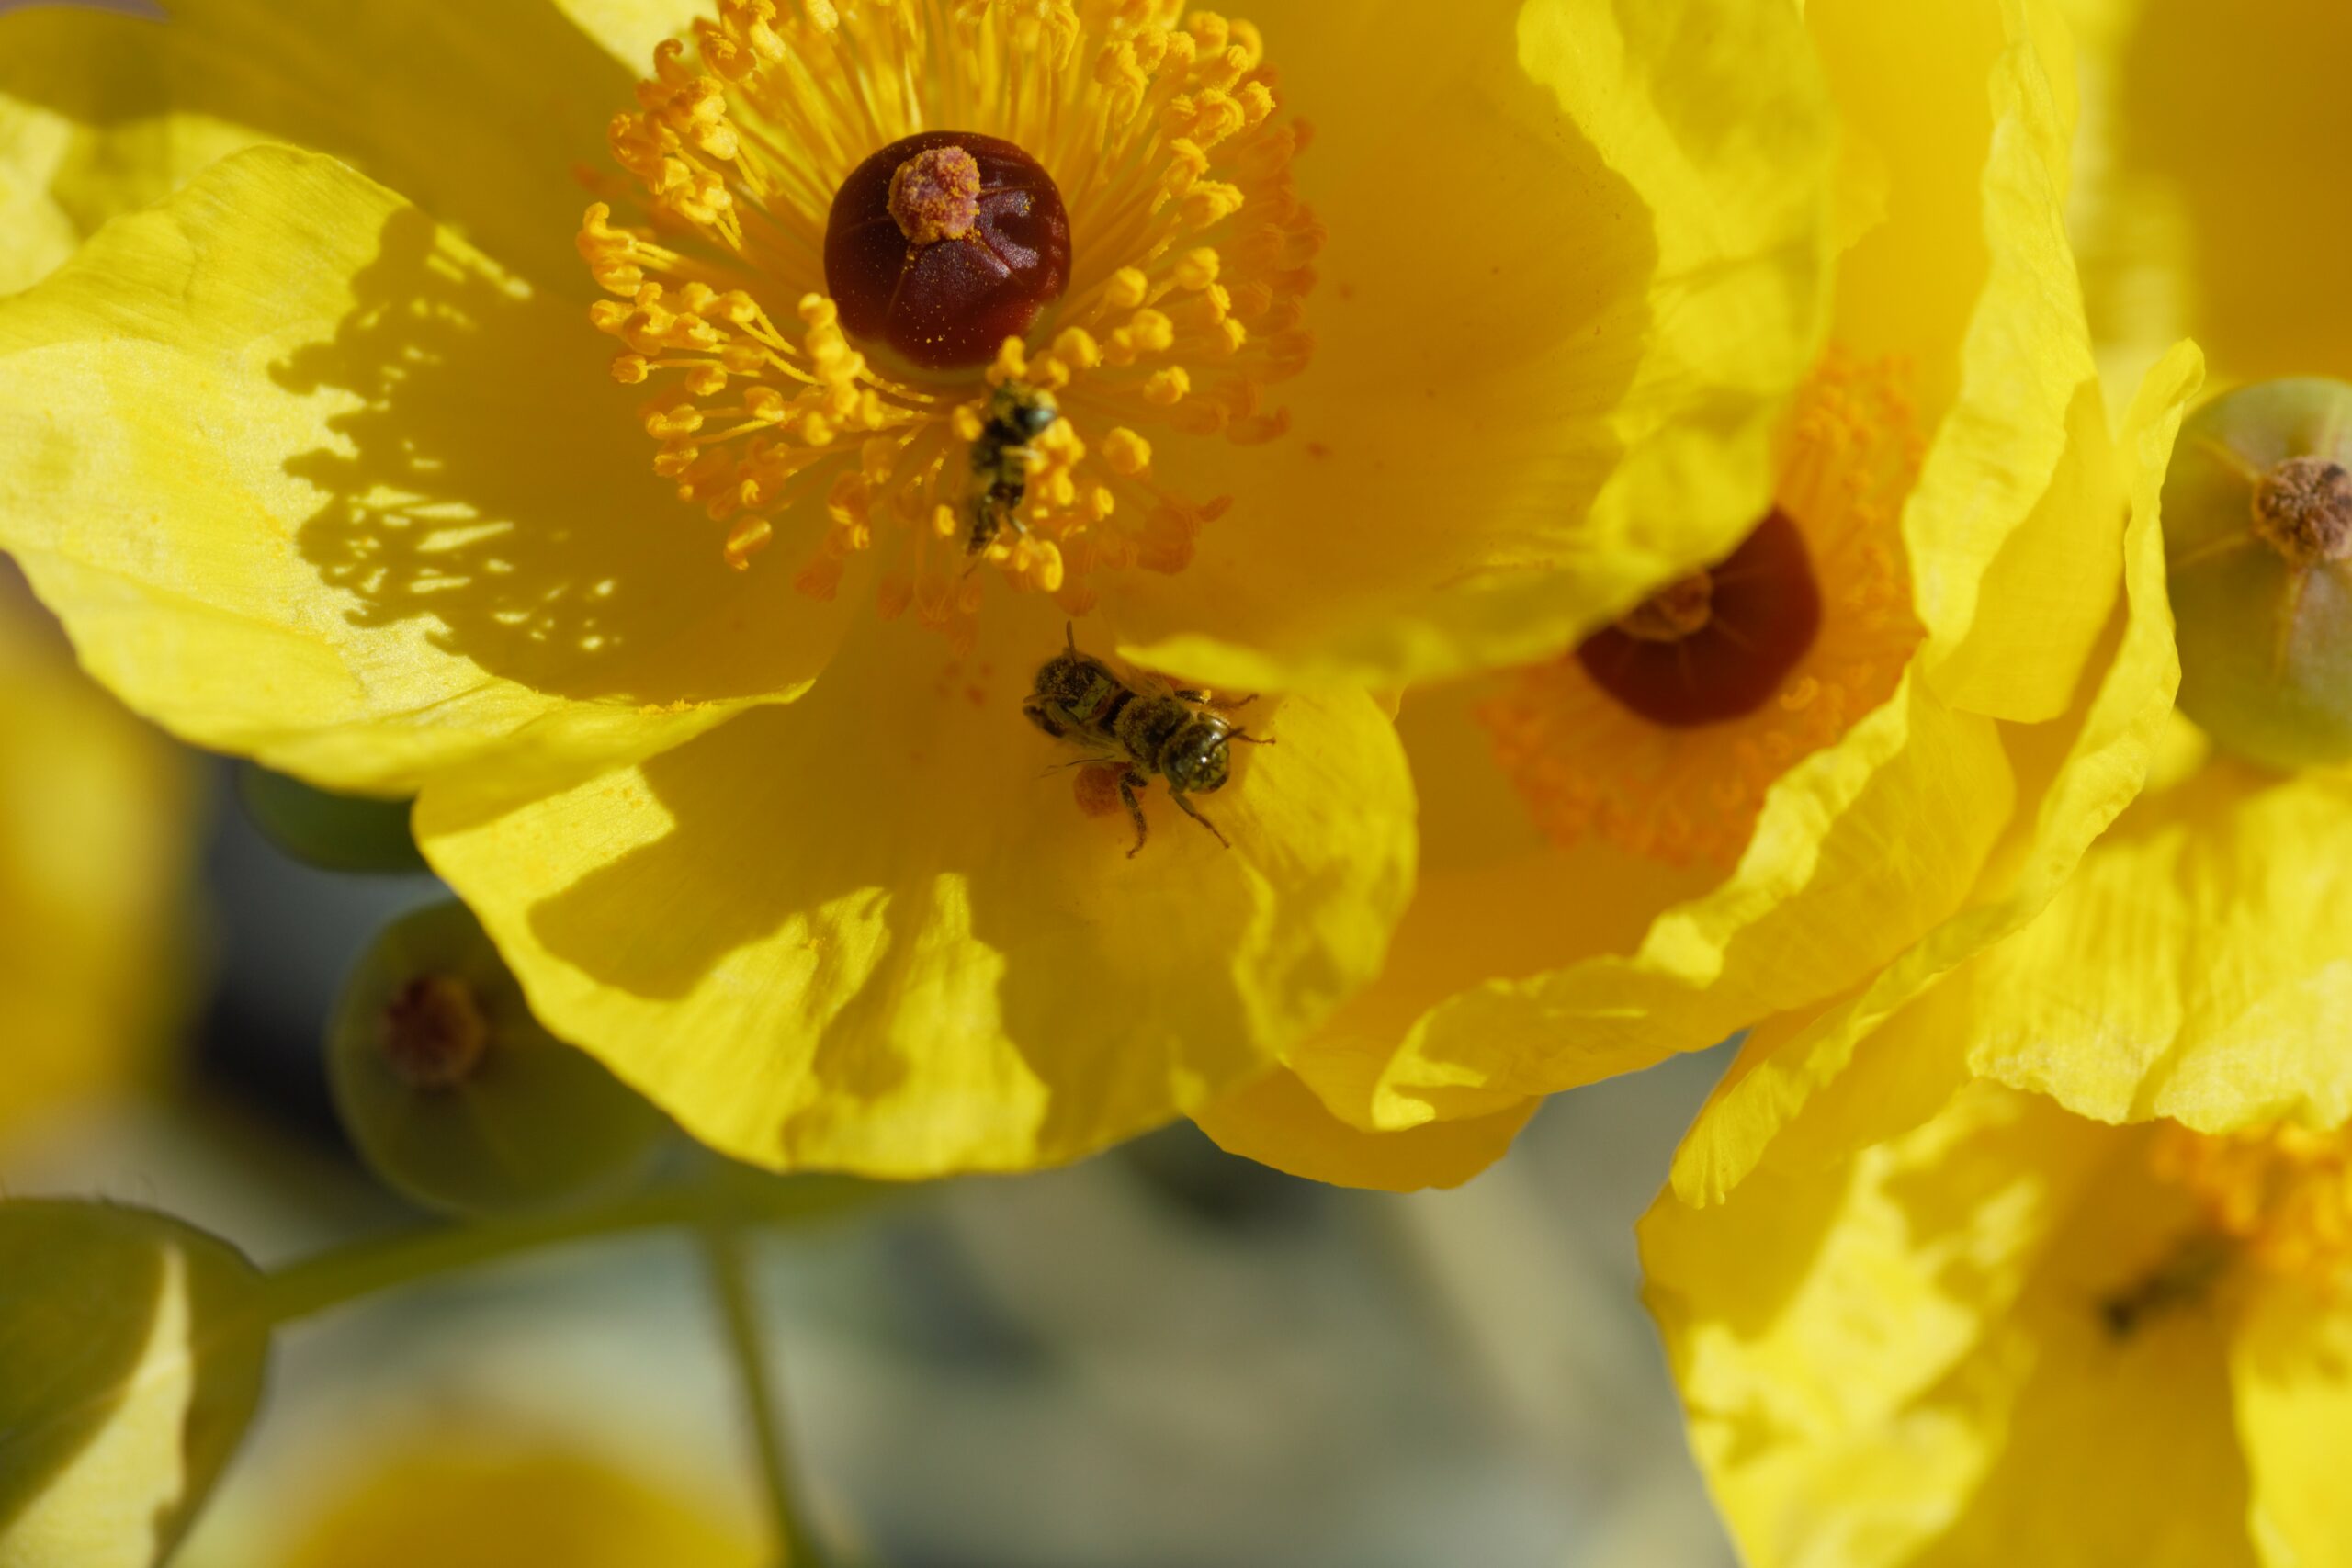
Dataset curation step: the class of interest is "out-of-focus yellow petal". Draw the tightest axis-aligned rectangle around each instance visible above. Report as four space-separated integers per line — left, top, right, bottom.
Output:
270 1444 760 1568
0 1201 269 1568
2070 0 2352 391
416 598 1416 1177
1671 342 2200 1203
2233 1282 2352 1568
0 0 635 294
0 93 85 294
1194 1066 1534 1193
1110 0 1838 692
0 608 196 1146
547 0 708 72
1645 1087 2257 1568
0 147 853 798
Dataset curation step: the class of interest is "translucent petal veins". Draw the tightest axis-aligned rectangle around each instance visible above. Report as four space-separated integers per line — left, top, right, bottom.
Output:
1477 356 1926 866
579 0 1320 641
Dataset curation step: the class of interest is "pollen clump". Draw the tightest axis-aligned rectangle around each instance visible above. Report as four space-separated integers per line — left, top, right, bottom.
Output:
888 145 984 246
579 0 1322 644
1477 356 1924 866
2252 455 2352 567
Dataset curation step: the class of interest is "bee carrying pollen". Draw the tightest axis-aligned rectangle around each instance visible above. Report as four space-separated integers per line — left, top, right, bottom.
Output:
967 381 1061 555
1023 626 1271 857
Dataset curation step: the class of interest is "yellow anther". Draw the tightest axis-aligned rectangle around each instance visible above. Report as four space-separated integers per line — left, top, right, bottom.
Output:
1107 268 1152 310
1144 367 1192 406
1103 427 1153 477
1174 248 1221 291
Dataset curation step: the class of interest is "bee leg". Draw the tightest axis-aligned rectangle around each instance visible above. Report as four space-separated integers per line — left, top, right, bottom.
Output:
1168 786 1232 851
1118 768 1152 858
1213 693 1259 712
1230 728 1277 746
1171 687 1212 705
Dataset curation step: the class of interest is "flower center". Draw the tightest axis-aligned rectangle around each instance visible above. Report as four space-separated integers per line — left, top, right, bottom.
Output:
2252 454 2352 567
1476 356 1922 866
579 1 1318 640
2107 1122 2352 1334
829 132 1072 369
379 975 491 1091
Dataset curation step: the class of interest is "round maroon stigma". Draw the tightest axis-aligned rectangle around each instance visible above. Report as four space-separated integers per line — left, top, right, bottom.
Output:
1576 509 1823 728
824 130 1071 372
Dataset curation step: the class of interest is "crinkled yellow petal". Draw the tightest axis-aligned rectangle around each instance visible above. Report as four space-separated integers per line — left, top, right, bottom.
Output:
2070 0 2352 390
1194 1066 1534 1193
1949 761 2352 1135
1817 0 2118 721
0 610 197 1146
0 146 854 798
415 596 1416 1177
2233 1281 2352 1568
1 1200 270 1568
0 92 85 294
0 0 633 295
1671 342 2201 1203
547 0 710 73
1645 1086 2256 1568
1112 0 1838 692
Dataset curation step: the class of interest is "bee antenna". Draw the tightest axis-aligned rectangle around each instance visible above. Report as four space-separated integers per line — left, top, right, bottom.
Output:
1064 621 1077 653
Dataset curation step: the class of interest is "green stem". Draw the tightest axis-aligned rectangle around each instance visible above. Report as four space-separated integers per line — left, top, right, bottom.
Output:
705 1223 828 1568
259 1168 879 1327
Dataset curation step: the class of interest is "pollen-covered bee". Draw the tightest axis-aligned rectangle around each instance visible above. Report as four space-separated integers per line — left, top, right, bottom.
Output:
1023 626 1269 857
966 381 1061 555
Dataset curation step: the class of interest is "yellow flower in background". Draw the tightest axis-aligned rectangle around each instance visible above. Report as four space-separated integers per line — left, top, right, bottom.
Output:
0 596 195 1150
1197 0 2201 1191
1644 1083 2352 1567
182 1438 762 1568
0 0 1836 1176
1663 0 2352 1206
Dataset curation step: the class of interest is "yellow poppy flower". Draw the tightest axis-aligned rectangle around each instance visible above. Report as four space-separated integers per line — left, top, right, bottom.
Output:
1664 0 2352 1200
1644 1081 2352 1567
183 1438 762 1568
0 0 1835 1175
0 602 195 1150
1198 0 2203 1191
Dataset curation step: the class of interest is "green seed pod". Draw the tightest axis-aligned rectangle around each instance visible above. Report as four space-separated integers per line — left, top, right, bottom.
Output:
328 900 671 1217
2164 378 2352 771
239 763 430 874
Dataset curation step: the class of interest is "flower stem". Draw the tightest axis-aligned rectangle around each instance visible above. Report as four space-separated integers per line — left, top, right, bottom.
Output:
704 1223 828 1568
258 1167 879 1327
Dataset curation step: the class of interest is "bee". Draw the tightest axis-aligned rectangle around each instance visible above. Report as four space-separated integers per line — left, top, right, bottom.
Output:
967 381 1061 555
1023 626 1270 857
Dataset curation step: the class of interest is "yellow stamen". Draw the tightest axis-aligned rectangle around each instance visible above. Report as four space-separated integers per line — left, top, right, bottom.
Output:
1476 355 1926 867
2152 1122 2352 1292
579 0 1321 644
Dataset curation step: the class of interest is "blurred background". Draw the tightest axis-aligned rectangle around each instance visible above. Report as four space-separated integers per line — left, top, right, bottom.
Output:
0 573 1738 1566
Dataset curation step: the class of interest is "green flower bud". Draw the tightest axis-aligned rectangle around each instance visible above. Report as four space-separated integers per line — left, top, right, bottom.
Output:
238 763 430 874
0 1201 267 1568
328 900 670 1217
2164 378 2352 771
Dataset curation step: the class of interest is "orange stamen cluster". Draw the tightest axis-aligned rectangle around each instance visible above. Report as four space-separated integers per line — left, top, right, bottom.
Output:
2154 1122 2352 1292
1477 355 1927 866
578 0 1320 643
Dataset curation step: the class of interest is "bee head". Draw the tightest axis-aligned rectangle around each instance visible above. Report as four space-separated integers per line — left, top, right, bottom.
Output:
1164 719 1231 795
992 383 1060 439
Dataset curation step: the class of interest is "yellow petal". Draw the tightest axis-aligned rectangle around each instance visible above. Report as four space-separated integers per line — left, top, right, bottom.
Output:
1671 341 2201 1203
1109 0 1838 691
0 1200 269 1568
269 1444 761 1568
547 0 709 73
1194 1066 1535 1193
1645 1086 2256 1568
2071 0 2352 390
2233 1281 2352 1568
0 92 84 293
0 146 852 798
0 0 635 294
0 611 197 1147
416 597 1417 1177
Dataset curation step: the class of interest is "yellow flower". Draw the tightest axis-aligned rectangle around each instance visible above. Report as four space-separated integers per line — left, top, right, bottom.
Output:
1644 1081 2352 1567
0 0 1834 1175
0 601 195 1150
1663 0 2352 1201
183 1437 762 1568
1198 0 2203 1191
